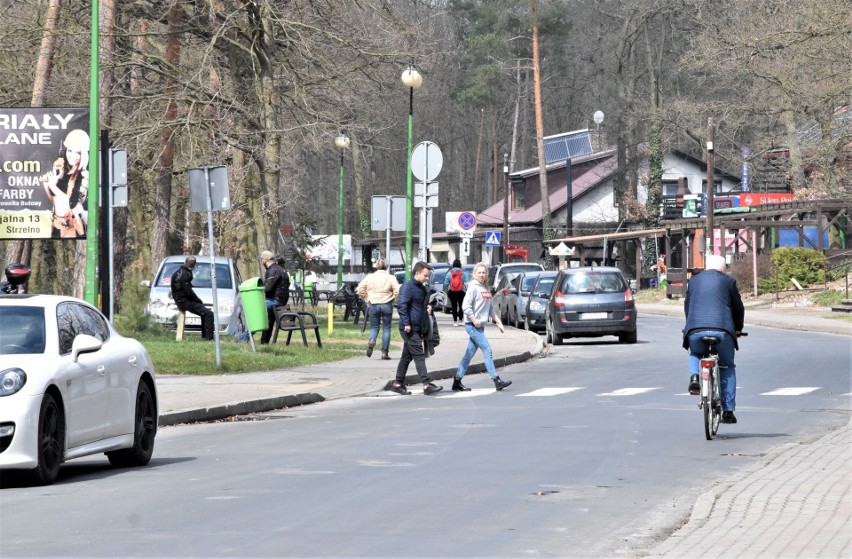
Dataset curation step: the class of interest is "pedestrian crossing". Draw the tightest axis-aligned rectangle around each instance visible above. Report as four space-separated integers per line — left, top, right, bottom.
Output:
432 386 844 399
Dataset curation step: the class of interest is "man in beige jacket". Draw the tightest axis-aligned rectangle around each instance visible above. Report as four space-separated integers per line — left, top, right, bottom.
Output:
356 259 400 359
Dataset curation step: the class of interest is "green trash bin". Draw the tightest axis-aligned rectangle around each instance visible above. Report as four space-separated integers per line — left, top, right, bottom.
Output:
239 277 268 333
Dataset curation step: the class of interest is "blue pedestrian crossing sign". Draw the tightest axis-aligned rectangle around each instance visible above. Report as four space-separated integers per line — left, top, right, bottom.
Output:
485 231 502 246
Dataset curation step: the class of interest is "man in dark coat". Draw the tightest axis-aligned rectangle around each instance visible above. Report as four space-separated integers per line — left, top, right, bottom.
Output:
390 261 443 396
683 254 745 423
260 250 290 344
171 256 214 340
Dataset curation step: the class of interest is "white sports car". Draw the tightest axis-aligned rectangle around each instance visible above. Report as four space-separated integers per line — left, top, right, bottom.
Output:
0 294 158 485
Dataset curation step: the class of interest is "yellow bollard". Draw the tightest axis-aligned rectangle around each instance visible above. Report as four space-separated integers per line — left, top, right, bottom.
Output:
328 302 334 336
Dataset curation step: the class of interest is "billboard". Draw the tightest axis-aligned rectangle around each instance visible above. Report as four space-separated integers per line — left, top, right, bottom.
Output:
0 108 90 239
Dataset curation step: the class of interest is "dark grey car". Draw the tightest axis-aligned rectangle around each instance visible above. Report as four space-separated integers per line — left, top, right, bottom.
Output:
523 271 558 332
544 266 637 345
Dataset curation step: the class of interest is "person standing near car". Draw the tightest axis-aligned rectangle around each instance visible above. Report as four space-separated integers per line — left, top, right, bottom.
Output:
259 250 290 344
357 259 399 360
170 256 214 340
683 254 745 424
452 263 512 392
443 259 469 326
390 261 443 396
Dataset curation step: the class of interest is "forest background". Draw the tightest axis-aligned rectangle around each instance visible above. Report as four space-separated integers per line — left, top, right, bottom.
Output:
0 0 849 310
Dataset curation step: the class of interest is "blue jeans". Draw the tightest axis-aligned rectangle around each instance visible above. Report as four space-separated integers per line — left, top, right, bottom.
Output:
368 302 393 352
687 329 737 411
456 324 498 380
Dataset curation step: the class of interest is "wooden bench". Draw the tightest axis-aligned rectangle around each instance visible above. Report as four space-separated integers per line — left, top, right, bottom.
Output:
271 306 322 347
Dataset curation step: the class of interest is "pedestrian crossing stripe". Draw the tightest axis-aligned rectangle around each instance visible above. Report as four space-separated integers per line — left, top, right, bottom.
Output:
516 388 584 397
597 388 660 396
437 388 494 398
760 387 820 396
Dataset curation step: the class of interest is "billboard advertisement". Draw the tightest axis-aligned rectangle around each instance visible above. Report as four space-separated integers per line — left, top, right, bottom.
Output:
0 108 90 239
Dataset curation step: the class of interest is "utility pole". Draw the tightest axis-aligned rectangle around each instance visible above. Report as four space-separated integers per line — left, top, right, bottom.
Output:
502 153 509 262
706 117 715 258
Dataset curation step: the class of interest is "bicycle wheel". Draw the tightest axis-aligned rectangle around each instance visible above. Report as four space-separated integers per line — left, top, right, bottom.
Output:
703 395 714 440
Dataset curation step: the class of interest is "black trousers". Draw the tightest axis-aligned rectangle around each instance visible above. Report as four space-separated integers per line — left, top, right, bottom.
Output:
448 290 465 322
395 330 431 385
181 301 214 340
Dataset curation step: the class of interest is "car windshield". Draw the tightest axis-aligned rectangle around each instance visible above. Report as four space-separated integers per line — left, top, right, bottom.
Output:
562 272 626 294
521 275 539 292
155 262 233 289
0 306 46 354
498 265 541 282
535 277 556 296
431 270 448 284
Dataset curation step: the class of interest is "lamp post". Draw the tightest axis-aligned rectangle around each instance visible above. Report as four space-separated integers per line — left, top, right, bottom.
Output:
401 63 422 279
335 132 350 290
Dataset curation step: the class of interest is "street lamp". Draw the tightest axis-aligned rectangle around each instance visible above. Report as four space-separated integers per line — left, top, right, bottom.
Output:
401 63 422 279
335 132 350 290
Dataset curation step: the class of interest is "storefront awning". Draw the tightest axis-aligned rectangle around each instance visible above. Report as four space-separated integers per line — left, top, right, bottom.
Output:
429 240 451 252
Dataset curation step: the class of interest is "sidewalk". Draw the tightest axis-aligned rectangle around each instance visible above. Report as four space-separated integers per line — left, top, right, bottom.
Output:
154 305 851 558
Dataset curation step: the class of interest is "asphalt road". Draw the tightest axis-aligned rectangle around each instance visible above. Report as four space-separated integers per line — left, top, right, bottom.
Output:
2 315 849 557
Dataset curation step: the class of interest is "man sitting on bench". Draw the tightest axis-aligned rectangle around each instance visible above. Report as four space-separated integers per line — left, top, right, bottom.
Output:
171 256 214 340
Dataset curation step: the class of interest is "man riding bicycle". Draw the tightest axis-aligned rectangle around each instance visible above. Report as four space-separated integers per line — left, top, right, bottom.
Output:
683 254 745 424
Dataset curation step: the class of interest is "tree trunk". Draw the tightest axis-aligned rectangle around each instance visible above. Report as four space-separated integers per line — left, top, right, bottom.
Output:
151 0 183 269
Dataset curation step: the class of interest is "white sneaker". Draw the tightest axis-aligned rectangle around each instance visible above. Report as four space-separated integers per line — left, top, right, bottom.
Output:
453 321 458 326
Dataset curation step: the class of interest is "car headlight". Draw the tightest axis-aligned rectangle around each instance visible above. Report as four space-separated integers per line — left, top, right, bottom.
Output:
0 368 27 396
529 301 545 312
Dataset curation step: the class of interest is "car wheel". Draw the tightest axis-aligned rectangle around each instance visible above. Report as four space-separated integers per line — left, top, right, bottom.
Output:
107 381 157 468
548 318 563 345
619 328 638 344
31 393 64 485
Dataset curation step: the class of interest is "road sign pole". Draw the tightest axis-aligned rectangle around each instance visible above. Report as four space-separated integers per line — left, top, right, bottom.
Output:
385 195 392 264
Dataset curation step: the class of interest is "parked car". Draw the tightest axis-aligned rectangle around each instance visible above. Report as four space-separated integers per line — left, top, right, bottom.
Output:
426 263 451 312
144 255 242 332
524 271 558 332
491 273 519 323
506 270 545 329
486 262 544 293
0 294 158 485
544 266 637 345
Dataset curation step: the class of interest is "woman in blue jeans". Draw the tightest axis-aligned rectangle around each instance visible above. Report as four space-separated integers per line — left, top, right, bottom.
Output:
453 263 512 391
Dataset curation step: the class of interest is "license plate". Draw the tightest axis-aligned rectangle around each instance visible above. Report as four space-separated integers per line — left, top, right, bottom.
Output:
581 312 607 320
185 316 201 326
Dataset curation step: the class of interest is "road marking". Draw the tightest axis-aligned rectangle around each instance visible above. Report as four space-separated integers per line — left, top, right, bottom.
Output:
761 387 820 396
516 387 584 397
437 388 494 398
597 388 660 396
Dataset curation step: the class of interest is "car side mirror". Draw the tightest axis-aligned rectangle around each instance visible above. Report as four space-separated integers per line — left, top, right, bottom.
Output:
71 334 103 363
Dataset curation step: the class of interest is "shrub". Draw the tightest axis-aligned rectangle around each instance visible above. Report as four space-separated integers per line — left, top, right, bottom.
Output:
771 247 828 288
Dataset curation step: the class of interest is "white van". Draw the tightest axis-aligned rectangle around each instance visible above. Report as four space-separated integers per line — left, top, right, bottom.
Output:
144 255 243 332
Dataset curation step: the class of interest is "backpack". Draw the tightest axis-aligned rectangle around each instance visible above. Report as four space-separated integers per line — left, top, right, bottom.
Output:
449 269 464 292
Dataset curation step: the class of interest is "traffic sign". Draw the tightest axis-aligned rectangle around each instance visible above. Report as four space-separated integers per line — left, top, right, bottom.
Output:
485 231 502 246
410 141 443 182
459 230 473 238
458 211 476 231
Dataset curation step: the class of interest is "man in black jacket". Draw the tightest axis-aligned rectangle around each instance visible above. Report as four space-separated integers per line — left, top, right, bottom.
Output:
260 250 290 344
171 256 214 340
390 261 443 396
683 254 745 423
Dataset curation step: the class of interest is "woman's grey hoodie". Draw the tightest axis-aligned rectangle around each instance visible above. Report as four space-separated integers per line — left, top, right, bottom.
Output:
462 279 498 325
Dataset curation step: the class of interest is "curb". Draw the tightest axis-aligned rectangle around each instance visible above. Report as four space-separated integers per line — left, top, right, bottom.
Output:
159 392 325 427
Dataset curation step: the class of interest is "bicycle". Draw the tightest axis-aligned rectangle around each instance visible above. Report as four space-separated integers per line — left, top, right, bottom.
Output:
697 332 746 440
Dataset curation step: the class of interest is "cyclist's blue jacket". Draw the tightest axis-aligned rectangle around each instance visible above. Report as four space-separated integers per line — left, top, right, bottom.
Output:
682 269 744 350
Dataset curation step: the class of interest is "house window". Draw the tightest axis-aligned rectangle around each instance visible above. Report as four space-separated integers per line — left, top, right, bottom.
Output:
662 180 680 197
701 179 723 194
511 182 525 210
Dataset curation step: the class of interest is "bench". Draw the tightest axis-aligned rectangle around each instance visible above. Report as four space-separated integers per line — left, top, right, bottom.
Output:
271 306 323 347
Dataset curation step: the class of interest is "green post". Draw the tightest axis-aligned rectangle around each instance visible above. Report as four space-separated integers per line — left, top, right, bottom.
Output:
405 98 413 280
85 0 100 305
337 150 344 290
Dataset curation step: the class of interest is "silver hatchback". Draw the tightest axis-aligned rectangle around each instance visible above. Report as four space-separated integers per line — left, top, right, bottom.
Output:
144 255 243 332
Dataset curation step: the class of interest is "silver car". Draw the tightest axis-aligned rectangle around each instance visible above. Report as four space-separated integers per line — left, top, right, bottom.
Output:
144 255 243 332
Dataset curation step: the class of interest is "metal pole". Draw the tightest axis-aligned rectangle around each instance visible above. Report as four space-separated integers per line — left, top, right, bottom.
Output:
84 0 100 305
385 195 391 265
107 147 114 321
337 149 344 290
706 117 715 258
405 87 414 279
204 167 222 367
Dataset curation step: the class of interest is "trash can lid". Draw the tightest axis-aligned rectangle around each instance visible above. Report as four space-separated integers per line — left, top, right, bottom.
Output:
239 276 264 290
